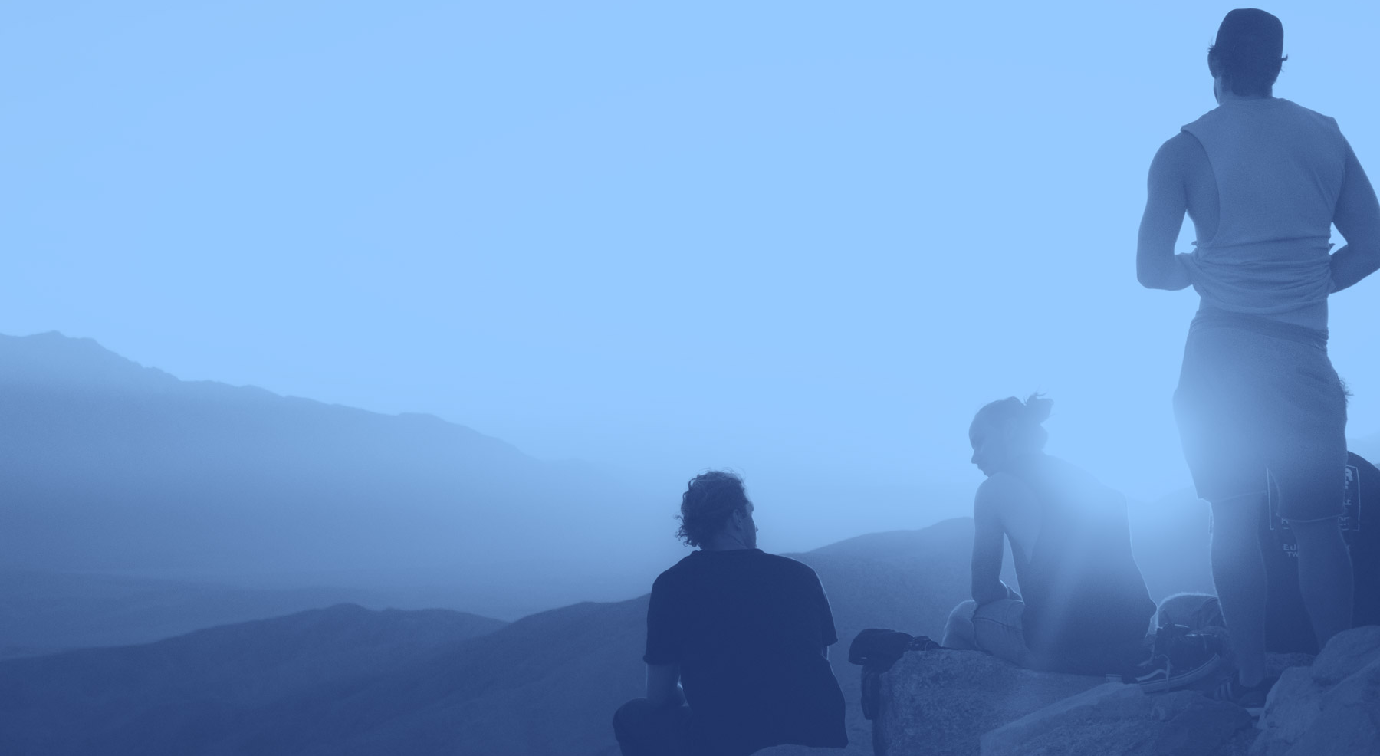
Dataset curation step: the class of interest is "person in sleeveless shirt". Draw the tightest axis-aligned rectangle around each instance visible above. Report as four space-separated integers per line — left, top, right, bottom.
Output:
942 394 1157 675
1137 9 1380 706
1157 450 1380 658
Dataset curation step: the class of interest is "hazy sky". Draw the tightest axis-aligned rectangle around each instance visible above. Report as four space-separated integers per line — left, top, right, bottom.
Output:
5 1 1380 551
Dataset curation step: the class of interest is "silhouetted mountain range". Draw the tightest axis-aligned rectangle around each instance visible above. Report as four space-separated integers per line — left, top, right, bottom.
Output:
0 332 676 619
0 603 505 755
0 500 1230 756
0 569 508 659
0 330 1268 754
0 518 996 756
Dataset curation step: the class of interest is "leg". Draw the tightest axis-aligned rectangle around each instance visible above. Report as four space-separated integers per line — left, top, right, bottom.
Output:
613 698 693 756
1287 515 1353 651
941 600 978 650
1269 363 1351 652
972 598 1029 667
1208 495 1269 688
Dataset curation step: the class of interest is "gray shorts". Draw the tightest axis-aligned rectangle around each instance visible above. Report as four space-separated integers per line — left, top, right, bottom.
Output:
942 598 1028 666
942 598 1148 674
1173 318 1347 521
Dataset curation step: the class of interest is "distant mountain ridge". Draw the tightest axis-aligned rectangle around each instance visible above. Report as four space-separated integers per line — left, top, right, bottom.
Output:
0 568 507 659
0 603 506 756
0 504 1224 756
0 331 675 620
0 518 992 756
0 331 180 390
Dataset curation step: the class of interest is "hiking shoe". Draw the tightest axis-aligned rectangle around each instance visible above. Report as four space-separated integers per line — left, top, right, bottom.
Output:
1122 624 1224 693
1211 671 1276 716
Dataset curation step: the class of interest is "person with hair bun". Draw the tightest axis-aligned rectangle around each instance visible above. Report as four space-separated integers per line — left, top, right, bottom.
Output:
613 471 846 756
1137 8 1380 709
942 395 1164 678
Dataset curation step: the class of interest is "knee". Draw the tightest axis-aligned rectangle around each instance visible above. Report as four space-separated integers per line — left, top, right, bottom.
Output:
945 600 977 628
1285 515 1344 542
942 600 978 648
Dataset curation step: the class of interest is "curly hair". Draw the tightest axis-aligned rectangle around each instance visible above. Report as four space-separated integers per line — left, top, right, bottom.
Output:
971 393 1052 453
675 470 750 548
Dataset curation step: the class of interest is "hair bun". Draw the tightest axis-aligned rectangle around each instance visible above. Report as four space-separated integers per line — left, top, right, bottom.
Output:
1023 393 1053 425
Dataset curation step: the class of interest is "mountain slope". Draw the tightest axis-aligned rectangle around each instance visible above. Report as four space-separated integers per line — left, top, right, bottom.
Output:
0 518 993 756
0 331 674 619
0 506 1223 756
0 603 505 756
0 569 509 659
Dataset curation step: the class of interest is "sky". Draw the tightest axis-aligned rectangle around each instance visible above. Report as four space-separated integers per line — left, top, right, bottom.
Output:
4 1 1380 553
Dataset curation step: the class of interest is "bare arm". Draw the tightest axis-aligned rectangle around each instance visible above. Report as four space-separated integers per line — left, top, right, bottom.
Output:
971 479 1012 606
1137 135 1194 291
646 663 684 708
1330 142 1380 292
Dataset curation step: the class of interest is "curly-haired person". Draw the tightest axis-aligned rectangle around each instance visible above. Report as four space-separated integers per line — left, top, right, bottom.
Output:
612 471 847 756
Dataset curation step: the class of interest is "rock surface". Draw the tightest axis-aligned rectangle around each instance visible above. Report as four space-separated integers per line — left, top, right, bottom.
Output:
876 647 1323 756
872 649 1106 756
981 683 1251 756
1252 626 1380 756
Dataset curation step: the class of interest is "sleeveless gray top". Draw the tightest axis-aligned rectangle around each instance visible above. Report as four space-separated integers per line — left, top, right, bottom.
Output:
1180 97 1349 331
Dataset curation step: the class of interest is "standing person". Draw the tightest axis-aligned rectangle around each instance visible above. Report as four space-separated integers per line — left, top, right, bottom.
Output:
1137 8 1380 707
1132 449 1378 662
1261 450 1380 653
613 471 847 756
942 395 1159 676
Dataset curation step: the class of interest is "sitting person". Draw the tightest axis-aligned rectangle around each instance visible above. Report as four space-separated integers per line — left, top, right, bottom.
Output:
942 394 1158 675
613 471 847 756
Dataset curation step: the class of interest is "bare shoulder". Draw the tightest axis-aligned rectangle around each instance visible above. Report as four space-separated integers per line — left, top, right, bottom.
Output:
974 472 1037 513
1151 131 1201 174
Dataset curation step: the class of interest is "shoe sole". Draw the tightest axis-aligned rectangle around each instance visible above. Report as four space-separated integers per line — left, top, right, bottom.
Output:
1133 653 1225 694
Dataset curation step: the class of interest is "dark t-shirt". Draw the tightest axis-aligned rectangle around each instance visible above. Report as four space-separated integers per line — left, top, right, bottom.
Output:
1262 451 1380 653
644 548 847 755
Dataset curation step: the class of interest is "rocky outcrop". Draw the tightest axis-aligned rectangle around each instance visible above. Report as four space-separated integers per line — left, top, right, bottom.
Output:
872 640 1365 756
981 683 1252 756
1251 626 1380 756
871 648 1106 756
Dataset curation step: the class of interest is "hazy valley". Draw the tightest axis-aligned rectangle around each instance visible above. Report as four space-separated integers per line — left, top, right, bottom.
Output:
0 331 1353 755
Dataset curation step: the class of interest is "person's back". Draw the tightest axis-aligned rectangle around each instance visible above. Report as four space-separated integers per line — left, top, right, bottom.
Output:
614 471 846 756
1137 8 1380 708
1007 454 1156 668
946 395 1155 676
648 549 844 753
1180 96 1350 328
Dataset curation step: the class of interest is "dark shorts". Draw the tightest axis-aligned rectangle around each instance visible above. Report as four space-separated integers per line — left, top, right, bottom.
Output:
1173 318 1347 521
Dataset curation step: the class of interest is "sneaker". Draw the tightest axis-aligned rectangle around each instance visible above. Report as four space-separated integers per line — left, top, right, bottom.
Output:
1210 671 1276 716
1123 624 1225 693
